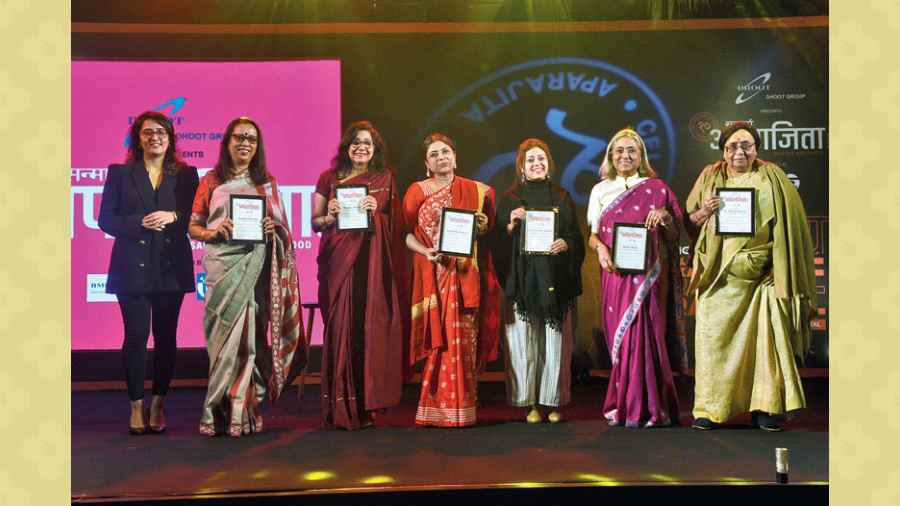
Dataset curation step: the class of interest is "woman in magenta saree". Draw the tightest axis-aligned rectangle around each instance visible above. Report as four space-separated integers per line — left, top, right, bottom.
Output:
587 128 687 428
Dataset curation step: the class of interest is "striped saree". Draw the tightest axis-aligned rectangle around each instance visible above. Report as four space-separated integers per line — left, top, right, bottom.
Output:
192 174 304 436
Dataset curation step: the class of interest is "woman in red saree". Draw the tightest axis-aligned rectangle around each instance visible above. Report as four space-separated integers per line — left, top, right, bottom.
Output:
312 121 406 430
403 133 500 427
586 127 686 428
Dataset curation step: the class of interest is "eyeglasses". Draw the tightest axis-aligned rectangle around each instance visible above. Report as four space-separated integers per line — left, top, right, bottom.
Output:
140 128 168 139
724 142 756 153
231 133 259 145
351 139 373 148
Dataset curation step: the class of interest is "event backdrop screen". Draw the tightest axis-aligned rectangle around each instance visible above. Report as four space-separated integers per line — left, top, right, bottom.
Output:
71 60 341 350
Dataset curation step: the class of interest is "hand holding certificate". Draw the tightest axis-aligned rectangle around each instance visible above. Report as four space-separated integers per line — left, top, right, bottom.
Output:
335 184 371 231
612 223 649 273
522 207 559 255
715 187 756 236
438 208 476 257
229 195 266 244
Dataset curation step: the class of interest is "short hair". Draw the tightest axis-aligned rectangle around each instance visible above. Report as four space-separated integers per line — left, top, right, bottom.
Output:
718 121 762 151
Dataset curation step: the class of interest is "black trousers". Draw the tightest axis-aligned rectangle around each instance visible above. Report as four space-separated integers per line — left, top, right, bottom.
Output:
116 292 186 401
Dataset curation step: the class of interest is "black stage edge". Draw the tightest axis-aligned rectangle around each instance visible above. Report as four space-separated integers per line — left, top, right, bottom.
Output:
74 484 827 506
73 379 827 505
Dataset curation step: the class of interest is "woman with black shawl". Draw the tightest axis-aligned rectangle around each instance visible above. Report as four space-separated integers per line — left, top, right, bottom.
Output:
495 138 585 423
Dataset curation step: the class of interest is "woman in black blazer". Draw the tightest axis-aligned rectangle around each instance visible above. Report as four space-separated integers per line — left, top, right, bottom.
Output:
98 111 199 435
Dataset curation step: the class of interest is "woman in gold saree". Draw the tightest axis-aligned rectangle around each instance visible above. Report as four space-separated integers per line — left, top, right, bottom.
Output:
189 117 304 437
686 121 816 431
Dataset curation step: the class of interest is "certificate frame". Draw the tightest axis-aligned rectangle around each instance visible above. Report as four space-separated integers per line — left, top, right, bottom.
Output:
521 206 559 256
437 207 476 258
715 187 756 236
228 194 267 245
335 183 372 232
611 223 649 274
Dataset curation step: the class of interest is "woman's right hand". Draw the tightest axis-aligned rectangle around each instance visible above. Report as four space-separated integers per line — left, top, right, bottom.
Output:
424 246 443 263
596 241 615 273
211 218 234 242
327 198 342 217
507 207 525 234
701 195 722 218
509 207 526 226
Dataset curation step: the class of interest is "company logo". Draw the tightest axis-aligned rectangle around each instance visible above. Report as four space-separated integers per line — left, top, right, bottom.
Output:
86 274 116 302
196 272 207 300
735 72 807 106
124 97 188 147
735 73 772 104
417 57 676 206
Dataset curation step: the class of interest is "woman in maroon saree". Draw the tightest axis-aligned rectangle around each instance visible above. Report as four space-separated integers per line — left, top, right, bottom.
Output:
312 121 406 430
586 127 687 428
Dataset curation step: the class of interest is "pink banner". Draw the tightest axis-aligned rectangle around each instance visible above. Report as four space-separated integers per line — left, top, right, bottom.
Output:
72 60 341 349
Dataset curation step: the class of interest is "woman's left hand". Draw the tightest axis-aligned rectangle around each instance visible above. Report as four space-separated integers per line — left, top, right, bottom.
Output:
263 216 276 236
360 195 378 212
142 210 177 231
644 208 672 230
549 239 568 254
474 212 489 234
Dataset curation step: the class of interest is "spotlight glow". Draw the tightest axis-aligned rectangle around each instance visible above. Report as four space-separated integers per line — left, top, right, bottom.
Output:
719 477 752 485
252 470 270 479
361 475 395 484
577 473 621 486
648 473 678 482
507 482 551 488
303 471 336 481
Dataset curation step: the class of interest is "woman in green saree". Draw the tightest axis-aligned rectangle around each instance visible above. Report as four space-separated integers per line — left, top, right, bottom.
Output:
189 117 305 437
686 121 817 432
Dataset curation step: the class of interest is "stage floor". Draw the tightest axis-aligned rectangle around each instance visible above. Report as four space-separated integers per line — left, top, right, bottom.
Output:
72 378 828 502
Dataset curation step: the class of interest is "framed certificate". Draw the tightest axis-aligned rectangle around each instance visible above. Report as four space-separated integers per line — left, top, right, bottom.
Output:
521 206 559 255
335 184 371 231
715 187 756 236
612 223 649 274
229 194 266 244
438 207 476 257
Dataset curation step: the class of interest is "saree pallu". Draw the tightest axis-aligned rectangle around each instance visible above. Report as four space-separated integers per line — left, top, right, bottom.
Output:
687 161 815 423
403 176 499 427
195 175 304 435
596 178 686 427
317 170 405 430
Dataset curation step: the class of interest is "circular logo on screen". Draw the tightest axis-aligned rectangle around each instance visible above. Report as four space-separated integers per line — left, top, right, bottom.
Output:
418 57 676 205
689 112 718 143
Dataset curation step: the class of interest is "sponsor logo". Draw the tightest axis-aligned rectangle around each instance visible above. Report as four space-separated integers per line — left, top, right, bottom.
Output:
196 272 207 301
735 72 807 105
86 274 117 302
736 72 772 104
787 173 800 189
419 57 676 206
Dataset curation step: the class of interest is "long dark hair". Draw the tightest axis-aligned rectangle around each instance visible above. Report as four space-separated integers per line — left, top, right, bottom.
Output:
213 117 271 186
509 137 557 192
126 111 185 175
330 120 389 179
